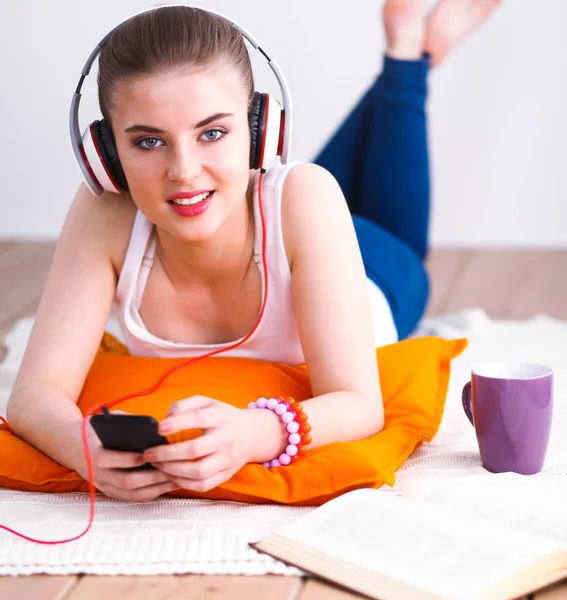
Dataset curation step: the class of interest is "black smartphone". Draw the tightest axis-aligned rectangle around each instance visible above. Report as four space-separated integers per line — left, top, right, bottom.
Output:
90 411 169 471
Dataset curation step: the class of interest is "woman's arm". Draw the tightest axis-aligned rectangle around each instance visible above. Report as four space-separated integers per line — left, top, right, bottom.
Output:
6 184 123 473
280 162 384 447
7 186 189 500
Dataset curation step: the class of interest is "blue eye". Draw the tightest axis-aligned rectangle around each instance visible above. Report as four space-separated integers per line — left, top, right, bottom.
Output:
200 128 227 142
135 137 163 150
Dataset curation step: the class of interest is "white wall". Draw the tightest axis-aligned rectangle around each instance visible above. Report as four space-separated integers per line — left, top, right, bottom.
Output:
1 0 565 247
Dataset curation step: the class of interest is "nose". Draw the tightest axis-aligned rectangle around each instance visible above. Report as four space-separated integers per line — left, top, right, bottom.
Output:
167 142 202 183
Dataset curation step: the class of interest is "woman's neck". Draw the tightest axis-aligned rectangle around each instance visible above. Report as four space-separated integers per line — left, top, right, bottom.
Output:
154 185 256 290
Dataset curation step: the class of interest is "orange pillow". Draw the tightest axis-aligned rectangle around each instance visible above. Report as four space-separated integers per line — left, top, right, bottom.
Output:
0 334 467 505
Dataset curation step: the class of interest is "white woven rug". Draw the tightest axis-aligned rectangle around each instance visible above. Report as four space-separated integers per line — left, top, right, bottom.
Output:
0 309 566 575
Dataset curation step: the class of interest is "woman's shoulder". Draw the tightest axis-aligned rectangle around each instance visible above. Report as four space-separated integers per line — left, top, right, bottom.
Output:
280 162 350 265
66 183 137 276
281 162 343 201
280 162 346 226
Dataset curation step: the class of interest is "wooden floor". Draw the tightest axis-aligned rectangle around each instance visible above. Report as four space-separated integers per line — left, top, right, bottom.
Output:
1 240 566 600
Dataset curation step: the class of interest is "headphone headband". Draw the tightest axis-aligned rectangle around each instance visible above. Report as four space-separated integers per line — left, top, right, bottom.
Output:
69 4 292 195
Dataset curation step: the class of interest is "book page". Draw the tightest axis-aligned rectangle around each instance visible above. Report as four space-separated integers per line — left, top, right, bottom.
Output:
272 489 563 600
406 474 567 545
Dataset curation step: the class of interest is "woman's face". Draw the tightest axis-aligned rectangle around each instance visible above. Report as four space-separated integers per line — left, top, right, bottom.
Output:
110 61 252 243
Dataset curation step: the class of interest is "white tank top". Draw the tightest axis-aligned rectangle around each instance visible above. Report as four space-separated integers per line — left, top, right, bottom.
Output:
114 161 306 364
113 161 398 363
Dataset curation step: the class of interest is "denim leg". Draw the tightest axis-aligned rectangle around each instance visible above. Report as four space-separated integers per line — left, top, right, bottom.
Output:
353 215 429 339
315 54 431 261
314 54 431 336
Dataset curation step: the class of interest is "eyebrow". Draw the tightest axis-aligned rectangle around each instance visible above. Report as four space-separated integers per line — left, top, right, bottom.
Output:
124 112 234 133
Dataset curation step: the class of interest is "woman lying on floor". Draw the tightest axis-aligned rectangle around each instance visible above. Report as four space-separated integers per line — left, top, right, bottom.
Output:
6 1 500 501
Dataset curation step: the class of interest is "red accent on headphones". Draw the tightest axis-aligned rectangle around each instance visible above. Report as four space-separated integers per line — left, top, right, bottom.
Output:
277 110 286 158
79 143 102 191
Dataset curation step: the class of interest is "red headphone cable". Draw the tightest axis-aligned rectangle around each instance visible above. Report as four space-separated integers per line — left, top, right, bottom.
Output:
0 170 269 544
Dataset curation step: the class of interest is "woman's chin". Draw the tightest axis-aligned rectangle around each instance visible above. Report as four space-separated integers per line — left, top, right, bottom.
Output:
163 217 221 245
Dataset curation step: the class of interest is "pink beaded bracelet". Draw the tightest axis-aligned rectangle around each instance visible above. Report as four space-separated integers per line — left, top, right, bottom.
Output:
247 396 311 468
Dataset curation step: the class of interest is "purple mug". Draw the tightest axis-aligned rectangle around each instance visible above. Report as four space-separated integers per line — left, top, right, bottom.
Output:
461 362 553 475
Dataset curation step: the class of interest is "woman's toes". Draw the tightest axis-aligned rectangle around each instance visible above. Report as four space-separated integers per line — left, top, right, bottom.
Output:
423 0 502 66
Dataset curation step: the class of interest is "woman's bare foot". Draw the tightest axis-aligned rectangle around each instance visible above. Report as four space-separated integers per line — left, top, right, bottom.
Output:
424 0 502 66
382 0 430 61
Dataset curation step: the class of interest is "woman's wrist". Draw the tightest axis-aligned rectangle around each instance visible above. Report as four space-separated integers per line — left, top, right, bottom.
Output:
63 417 91 478
245 397 313 467
244 405 288 464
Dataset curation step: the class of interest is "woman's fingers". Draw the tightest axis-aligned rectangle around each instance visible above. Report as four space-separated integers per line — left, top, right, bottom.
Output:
95 448 146 469
159 398 229 435
156 452 228 482
167 395 215 416
144 430 225 463
174 468 233 493
98 464 174 489
100 479 179 502
109 466 174 489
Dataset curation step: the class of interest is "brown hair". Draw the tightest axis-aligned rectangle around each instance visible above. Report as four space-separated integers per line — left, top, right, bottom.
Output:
97 6 254 122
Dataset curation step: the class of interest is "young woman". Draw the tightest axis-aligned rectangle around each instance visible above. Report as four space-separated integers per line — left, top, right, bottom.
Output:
5 1 499 501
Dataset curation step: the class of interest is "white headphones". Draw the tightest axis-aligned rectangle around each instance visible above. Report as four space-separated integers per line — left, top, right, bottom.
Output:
69 4 293 195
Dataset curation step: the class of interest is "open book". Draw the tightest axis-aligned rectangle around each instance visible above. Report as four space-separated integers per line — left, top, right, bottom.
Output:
251 474 567 600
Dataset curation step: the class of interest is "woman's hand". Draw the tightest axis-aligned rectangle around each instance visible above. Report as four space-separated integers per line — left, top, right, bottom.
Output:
74 414 179 502
142 396 276 492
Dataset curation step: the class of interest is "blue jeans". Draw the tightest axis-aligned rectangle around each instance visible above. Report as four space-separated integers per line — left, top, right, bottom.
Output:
314 55 430 339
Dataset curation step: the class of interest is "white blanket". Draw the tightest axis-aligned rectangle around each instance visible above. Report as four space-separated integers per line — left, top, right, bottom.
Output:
0 310 566 575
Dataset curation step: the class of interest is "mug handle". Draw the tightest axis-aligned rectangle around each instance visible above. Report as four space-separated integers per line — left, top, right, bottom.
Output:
461 381 474 426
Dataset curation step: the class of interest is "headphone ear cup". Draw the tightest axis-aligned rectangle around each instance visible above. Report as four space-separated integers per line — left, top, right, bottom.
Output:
248 92 265 170
248 92 283 170
92 120 129 192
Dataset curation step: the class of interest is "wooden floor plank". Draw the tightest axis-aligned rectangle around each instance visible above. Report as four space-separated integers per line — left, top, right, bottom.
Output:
298 579 364 599
0 241 19 257
0 241 56 336
444 250 567 320
424 248 469 315
0 576 78 600
67 575 303 600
